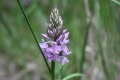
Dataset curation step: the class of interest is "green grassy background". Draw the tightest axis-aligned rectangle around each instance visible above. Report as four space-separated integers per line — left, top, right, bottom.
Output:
0 0 120 80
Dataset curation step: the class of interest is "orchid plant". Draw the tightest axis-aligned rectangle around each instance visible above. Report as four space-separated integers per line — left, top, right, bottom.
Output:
17 0 85 79
39 7 71 80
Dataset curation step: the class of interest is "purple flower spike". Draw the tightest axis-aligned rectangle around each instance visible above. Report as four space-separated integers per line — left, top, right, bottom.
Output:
39 8 71 65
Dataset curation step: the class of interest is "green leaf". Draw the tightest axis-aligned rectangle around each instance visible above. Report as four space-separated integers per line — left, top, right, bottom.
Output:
111 0 120 5
62 73 84 80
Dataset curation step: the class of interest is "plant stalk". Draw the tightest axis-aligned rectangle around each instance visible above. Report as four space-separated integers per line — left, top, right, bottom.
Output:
16 0 51 74
79 21 91 80
51 61 55 80
97 32 109 79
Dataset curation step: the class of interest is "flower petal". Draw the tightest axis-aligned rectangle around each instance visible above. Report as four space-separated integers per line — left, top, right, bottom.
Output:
62 57 69 65
57 26 63 35
41 34 51 40
53 28 56 35
48 30 54 37
39 43 48 48
62 29 67 34
62 45 71 55
56 35 64 42
64 32 69 40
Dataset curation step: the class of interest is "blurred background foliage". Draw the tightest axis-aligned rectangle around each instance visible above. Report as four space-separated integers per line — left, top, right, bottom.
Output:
0 0 120 80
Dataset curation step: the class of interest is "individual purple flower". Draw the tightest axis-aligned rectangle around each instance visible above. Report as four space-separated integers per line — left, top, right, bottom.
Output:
39 7 71 65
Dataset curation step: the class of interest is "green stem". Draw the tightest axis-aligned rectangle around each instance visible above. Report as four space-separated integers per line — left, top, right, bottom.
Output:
97 32 109 79
0 13 12 35
16 0 51 74
79 21 91 80
51 61 55 80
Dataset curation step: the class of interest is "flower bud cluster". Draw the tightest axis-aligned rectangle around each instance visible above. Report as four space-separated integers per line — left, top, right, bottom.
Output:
50 7 63 27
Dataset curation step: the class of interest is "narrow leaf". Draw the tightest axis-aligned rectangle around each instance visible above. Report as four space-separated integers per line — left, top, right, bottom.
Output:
111 0 120 5
62 73 84 80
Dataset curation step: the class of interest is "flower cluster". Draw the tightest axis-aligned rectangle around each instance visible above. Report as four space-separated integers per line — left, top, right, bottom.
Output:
39 8 71 65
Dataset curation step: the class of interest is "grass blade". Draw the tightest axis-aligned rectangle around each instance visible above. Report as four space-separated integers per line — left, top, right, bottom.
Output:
79 21 91 79
111 0 120 5
62 73 85 80
16 0 51 74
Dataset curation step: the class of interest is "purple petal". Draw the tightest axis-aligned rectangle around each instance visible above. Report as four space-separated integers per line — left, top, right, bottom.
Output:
48 55 59 62
51 42 62 51
64 32 69 40
49 42 63 54
48 56 52 62
51 42 57 46
62 45 71 55
60 39 69 45
39 43 48 48
58 26 62 30
57 26 63 35
47 43 59 54
64 39 69 44
45 51 51 57
47 48 59 54
62 29 67 34
56 35 64 42
60 32 69 45
62 57 69 65
43 51 48 57
41 34 51 40
56 45 62 51
54 54 61 61
56 55 60 61
53 28 56 35
48 30 54 37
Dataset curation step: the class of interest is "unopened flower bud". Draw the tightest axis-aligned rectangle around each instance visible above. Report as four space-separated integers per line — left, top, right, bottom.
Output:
50 7 63 27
